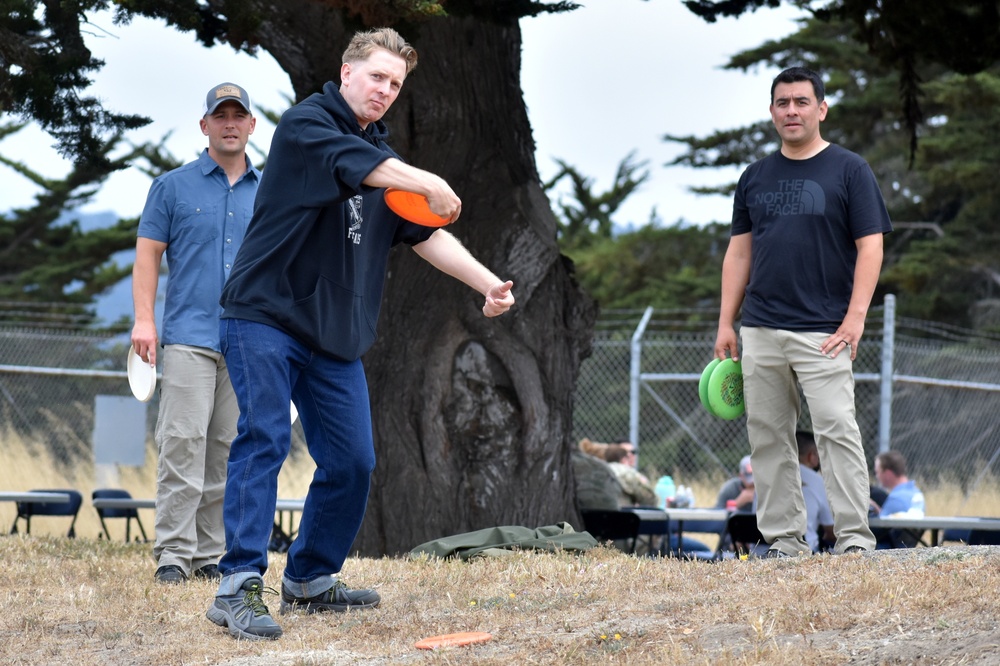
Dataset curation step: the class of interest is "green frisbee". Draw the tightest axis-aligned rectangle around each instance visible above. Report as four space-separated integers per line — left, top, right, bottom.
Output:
698 358 722 415
707 358 745 420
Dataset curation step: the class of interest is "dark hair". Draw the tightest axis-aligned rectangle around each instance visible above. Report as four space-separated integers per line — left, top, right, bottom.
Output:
604 444 628 464
875 450 907 476
614 440 637 454
771 66 825 103
795 430 818 457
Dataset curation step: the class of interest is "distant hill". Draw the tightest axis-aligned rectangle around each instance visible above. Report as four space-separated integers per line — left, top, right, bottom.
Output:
68 210 154 328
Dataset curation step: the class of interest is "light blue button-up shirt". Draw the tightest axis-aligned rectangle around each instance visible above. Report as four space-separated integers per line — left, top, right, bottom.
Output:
138 149 260 351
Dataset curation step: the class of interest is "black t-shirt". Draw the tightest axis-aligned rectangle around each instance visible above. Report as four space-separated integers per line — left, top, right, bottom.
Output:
731 144 893 331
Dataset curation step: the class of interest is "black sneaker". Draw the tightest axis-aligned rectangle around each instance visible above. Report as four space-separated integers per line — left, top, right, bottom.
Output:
154 565 187 584
194 564 222 580
279 579 381 615
843 545 868 554
206 578 283 640
764 548 792 559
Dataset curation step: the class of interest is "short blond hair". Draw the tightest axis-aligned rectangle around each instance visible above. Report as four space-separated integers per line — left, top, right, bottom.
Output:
342 27 418 75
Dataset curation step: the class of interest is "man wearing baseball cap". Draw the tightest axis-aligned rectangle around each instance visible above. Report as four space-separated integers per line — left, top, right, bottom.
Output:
715 455 755 513
131 82 258 585
204 82 252 116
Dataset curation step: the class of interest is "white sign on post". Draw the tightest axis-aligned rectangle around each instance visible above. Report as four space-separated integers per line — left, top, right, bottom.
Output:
94 395 148 467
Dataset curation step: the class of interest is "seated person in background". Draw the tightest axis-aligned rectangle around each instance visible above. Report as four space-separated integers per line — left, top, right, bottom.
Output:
873 451 925 518
578 437 609 460
570 449 621 513
715 455 755 512
714 455 757 554
611 441 714 556
571 447 639 554
869 485 889 517
796 431 835 552
577 438 712 557
871 450 925 548
604 443 659 507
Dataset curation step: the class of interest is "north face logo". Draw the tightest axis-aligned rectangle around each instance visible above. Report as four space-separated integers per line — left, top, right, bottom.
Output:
754 179 826 216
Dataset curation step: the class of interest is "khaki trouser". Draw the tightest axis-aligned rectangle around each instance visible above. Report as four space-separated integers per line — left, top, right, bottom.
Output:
152 344 237 574
741 327 876 555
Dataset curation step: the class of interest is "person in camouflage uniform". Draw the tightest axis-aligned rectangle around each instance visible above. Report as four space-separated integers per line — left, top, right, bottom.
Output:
570 450 620 512
604 443 659 507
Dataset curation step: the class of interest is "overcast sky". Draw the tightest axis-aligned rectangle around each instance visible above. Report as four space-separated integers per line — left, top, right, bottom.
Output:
0 1 803 227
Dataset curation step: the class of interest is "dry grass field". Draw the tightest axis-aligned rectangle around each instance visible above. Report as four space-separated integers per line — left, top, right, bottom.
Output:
3 431 1000 664
2 538 1000 665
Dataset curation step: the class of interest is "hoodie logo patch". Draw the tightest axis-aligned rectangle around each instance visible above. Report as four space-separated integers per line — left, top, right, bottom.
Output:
347 195 363 245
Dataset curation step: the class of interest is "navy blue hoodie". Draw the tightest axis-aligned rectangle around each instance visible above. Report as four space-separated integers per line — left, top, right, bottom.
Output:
220 82 435 360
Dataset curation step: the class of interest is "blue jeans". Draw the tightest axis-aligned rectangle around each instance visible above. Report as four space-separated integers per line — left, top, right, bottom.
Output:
217 318 375 596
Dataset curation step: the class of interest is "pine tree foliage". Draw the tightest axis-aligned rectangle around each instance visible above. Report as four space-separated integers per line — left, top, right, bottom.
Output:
663 11 1000 326
683 0 1000 159
568 221 731 312
0 123 139 327
0 0 150 168
543 151 650 251
542 151 730 312
0 122 180 329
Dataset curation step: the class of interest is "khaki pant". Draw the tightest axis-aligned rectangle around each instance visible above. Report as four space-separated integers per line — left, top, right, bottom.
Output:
741 327 876 555
152 344 237 574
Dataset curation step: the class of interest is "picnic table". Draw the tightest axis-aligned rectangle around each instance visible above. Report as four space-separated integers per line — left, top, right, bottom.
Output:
625 506 728 557
869 515 1000 546
0 491 72 504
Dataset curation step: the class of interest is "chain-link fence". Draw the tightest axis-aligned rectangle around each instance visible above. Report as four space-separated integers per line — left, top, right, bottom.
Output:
574 296 1000 498
0 328 308 478
2 295 999 500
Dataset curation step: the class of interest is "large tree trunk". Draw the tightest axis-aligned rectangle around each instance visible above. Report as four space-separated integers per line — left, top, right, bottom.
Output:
252 2 596 556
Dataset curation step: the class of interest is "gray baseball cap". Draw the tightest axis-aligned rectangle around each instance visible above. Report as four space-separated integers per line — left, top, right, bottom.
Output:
203 82 252 115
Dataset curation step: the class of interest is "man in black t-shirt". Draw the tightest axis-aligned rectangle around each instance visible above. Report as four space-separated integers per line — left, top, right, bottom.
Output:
714 67 892 558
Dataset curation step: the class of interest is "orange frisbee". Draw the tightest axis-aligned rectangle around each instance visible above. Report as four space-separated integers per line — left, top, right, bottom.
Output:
415 631 493 650
384 188 451 227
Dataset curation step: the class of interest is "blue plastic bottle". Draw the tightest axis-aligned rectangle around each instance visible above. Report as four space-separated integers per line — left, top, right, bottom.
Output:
654 475 675 509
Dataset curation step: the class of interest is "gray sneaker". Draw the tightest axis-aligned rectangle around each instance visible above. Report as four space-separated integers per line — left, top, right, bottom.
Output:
279 579 381 615
206 578 283 640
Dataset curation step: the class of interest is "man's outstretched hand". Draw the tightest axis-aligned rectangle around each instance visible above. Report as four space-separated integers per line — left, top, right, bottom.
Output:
483 280 515 317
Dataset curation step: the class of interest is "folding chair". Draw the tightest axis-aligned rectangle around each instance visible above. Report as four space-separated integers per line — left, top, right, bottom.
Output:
581 509 642 554
725 512 767 557
10 489 83 538
92 489 149 542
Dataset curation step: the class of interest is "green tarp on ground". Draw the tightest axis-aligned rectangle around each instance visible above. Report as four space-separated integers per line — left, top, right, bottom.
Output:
409 522 598 560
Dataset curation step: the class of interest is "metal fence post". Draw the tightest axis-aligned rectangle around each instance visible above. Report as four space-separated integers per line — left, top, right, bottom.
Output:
878 293 896 453
629 307 654 452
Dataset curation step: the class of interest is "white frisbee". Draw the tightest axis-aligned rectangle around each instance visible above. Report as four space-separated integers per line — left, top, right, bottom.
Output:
127 344 157 402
